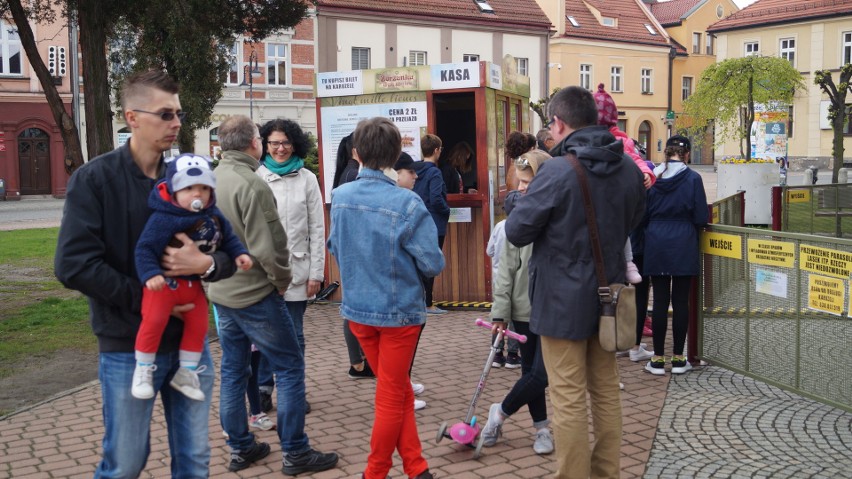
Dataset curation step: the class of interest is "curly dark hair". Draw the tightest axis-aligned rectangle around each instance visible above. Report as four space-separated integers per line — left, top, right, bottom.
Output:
505 131 536 159
259 118 311 159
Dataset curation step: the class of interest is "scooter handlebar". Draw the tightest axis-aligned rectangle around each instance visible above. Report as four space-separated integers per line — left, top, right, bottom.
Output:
475 318 528 343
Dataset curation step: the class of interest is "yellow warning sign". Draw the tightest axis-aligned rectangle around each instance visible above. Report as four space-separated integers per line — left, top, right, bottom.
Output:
807 274 845 316
747 239 795 267
711 205 719 224
700 232 742 259
800 245 852 279
786 189 810 203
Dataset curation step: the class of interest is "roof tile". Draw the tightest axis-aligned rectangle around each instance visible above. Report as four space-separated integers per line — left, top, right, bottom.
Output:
708 0 852 32
650 0 705 26
562 0 671 48
316 0 552 29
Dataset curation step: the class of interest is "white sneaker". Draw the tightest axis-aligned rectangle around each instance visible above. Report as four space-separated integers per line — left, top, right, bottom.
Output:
249 412 276 431
170 366 206 401
626 261 642 284
629 344 654 362
411 382 425 396
131 363 157 399
414 399 427 410
480 403 504 447
617 342 646 358
533 429 554 455
619 382 624 390
670 356 693 374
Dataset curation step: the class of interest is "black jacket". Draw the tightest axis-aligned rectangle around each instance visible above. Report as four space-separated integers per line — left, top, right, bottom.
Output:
55 143 235 352
505 126 645 340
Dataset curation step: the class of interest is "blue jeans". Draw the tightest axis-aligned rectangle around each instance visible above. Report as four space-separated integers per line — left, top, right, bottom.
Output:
215 291 310 454
95 346 214 479
258 300 306 391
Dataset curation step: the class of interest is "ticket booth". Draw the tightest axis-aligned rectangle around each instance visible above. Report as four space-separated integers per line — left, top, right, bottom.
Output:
316 61 530 303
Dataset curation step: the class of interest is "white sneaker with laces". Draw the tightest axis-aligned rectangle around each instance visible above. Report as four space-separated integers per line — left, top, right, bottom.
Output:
170 366 206 401
533 429 554 455
480 403 504 447
626 261 642 284
414 399 427 410
249 412 276 431
131 363 157 399
411 382 425 396
629 344 654 362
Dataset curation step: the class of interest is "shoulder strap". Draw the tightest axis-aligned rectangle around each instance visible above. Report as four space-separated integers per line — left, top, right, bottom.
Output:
564 154 611 300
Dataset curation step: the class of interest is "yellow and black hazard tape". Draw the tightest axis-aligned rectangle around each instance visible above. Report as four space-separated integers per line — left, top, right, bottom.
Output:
434 301 492 310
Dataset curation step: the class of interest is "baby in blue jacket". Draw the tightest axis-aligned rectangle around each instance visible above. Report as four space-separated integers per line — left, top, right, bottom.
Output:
133 154 252 401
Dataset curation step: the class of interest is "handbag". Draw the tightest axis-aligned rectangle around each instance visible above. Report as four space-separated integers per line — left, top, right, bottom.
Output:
566 154 637 353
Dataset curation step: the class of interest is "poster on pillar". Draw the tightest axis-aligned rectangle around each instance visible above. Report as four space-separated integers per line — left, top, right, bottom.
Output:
749 102 789 162
319 92 428 201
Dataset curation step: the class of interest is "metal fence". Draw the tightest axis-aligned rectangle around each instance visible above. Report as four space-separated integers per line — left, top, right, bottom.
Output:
776 183 852 238
710 191 745 227
699 224 852 412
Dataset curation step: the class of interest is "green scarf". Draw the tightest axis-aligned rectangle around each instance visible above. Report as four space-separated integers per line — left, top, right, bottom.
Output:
263 154 304 176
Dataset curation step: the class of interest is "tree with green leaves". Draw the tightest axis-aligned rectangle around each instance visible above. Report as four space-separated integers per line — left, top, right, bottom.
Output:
530 88 560 126
680 56 805 161
814 63 852 183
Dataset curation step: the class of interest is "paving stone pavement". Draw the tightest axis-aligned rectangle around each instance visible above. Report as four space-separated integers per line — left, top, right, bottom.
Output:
1 305 851 478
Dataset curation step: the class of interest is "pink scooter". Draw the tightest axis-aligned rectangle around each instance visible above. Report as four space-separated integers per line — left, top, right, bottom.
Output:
435 318 527 458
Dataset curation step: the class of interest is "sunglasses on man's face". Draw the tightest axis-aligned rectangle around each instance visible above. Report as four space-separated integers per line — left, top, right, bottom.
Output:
133 109 186 122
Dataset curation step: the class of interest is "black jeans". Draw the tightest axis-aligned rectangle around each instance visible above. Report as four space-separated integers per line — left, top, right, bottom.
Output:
501 321 549 423
424 235 445 307
650 275 693 356
633 255 651 345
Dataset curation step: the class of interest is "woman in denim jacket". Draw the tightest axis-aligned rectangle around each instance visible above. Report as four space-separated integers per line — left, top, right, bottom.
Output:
327 118 444 479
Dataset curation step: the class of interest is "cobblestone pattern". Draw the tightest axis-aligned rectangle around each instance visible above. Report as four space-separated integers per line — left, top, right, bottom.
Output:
645 367 852 479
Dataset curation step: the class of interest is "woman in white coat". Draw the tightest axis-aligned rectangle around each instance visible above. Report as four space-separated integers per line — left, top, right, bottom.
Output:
256 118 325 412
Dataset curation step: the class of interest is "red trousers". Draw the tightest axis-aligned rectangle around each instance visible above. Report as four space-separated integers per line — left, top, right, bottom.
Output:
136 279 208 354
349 322 429 479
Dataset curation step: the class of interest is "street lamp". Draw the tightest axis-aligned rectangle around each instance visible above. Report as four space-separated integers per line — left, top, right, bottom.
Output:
240 49 261 120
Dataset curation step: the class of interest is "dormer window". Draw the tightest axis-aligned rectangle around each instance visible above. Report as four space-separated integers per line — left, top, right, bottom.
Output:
602 17 616 27
567 15 580 27
644 24 657 35
474 0 494 14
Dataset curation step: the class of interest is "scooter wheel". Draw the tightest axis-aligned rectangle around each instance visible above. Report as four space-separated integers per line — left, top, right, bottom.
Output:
436 421 448 444
473 429 486 458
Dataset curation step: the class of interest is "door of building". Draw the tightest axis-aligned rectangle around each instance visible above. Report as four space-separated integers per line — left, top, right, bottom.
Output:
18 128 51 195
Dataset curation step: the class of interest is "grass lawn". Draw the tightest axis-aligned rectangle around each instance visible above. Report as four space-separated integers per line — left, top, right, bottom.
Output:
0 228 96 379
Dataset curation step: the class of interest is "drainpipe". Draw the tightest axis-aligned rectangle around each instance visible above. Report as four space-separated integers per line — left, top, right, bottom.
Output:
667 46 675 140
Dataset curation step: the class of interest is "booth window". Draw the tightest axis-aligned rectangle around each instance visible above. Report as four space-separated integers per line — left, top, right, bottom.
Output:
352 47 370 70
409 50 427 66
1 20 22 75
463 54 479 62
266 43 288 86
579 64 591 90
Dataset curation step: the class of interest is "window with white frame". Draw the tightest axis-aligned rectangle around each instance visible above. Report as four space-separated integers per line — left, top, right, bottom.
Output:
744 41 760 56
611 66 622 93
706 34 714 55
682 76 693 100
579 64 591 90
408 50 427 66
843 32 851 65
266 43 288 86
225 42 240 85
602 17 616 27
693 33 701 54
1 20 22 75
780 38 795 66
463 54 479 62
517 57 528 76
352 47 370 70
641 68 653 94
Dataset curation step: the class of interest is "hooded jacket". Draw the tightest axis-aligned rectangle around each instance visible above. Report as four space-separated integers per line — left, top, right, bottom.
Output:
642 164 708 276
134 182 248 284
505 126 646 340
412 161 451 235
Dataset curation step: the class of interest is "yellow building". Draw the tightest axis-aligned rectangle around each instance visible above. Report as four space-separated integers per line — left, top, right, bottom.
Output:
650 0 740 164
536 0 674 162
708 0 852 169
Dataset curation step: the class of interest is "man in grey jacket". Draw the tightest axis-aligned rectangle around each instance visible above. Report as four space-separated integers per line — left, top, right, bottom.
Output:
209 115 338 475
505 86 645 479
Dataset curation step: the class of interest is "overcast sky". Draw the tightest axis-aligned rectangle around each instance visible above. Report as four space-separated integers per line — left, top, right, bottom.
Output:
733 0 758 7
